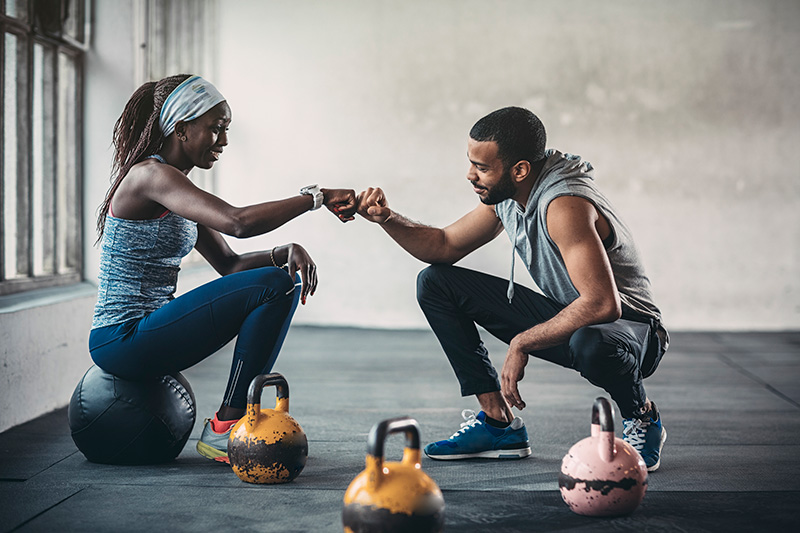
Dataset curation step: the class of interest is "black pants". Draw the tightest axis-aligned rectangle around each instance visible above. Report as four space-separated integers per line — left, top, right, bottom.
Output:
416 264 664 418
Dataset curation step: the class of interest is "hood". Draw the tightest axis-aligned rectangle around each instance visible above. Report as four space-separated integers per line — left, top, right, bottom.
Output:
524 149 595 215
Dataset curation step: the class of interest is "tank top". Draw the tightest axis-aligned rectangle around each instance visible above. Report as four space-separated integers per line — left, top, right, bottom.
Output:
91 160 198 329
494 150 664 324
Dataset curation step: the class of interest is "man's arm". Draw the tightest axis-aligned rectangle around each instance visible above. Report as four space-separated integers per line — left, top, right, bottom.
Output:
501 195 622 409
357 187 503 264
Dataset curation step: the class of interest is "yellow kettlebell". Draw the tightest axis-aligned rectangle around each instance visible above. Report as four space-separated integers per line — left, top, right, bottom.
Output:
228 373 308 484
343 417 445 532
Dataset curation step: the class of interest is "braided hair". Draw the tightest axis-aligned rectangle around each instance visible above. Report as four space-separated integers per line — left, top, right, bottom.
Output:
95 74 192 241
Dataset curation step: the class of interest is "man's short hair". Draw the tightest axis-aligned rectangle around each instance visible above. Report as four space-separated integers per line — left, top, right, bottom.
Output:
469 107 547 169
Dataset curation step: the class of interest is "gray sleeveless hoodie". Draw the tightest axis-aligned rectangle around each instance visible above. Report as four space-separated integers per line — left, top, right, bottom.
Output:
494 150 665 339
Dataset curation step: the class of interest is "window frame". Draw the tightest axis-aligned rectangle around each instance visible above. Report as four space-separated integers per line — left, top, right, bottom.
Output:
1 0 88 296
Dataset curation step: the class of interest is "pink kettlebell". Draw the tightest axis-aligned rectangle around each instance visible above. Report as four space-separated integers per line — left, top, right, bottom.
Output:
559 397 648 517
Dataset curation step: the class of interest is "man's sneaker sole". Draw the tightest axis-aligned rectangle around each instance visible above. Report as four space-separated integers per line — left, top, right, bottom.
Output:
646 426 667 472
196 440 230 464
425 446 532 460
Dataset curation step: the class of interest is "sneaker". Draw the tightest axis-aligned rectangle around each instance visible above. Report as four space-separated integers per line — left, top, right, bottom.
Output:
196 416 236 464
424 410 531 460
622 402 667 472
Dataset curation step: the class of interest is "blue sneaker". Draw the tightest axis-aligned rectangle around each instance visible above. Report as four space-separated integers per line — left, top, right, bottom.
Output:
622 402 667 472
424 410 531 460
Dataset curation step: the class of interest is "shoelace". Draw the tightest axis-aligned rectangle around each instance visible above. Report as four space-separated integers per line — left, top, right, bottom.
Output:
622 418 650 451
450 409 481 439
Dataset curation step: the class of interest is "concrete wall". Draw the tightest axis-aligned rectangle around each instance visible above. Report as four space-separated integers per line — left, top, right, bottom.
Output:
214 0 800 331
0 285 95 433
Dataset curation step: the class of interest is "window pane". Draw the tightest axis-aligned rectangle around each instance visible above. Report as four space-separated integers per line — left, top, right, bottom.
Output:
64 0 85 42
4 0 29 22
57 51 79 274
3 32 30 281
147 0 167 78
32 43 56 276
3 34 19 280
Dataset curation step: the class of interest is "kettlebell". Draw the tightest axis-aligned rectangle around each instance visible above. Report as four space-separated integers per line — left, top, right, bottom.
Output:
559 397 648 517
343 417 445 533
228 373 308 484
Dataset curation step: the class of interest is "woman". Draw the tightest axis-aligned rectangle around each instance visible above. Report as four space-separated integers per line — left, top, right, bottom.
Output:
89 74 355 463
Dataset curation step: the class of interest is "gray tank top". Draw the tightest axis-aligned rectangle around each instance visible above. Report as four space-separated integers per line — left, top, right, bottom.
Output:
495 150 663 324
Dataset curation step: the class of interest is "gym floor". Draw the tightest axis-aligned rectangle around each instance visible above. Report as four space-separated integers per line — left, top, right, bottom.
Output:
1 327 799 532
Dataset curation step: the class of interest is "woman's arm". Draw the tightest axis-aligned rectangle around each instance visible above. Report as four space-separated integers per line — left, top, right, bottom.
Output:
139 163 355 237
194 225 318 303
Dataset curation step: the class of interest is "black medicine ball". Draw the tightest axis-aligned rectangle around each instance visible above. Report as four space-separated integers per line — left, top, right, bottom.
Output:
68 365 196 464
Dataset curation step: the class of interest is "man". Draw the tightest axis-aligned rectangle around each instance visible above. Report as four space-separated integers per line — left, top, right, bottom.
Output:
356 107 668 471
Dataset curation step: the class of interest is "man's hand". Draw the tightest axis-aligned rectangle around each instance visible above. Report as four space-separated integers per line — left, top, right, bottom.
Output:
501 337 529 410
356 187 392 224
321 188 357 222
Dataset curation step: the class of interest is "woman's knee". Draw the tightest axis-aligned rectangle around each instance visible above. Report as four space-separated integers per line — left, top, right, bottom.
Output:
250 267 297 299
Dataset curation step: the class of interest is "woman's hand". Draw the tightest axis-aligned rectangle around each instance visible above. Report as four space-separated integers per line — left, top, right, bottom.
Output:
285 243 317 305
321 188 357 222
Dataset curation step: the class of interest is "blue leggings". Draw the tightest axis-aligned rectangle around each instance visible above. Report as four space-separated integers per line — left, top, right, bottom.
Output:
89 267 300 410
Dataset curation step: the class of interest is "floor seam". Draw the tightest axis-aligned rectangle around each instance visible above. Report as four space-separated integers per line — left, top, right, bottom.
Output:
9 486 87 532
715 352 800 410
20 451 82 483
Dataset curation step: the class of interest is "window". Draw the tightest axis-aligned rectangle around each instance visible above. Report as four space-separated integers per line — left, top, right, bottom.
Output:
1 0 88 295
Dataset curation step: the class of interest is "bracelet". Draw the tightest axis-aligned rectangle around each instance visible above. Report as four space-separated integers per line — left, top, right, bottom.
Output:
270 247 278 267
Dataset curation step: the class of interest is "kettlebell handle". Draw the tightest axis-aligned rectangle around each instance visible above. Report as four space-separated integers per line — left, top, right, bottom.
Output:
366 416 421 463
591 397 616 463
246 373 290 413
591 397 614 432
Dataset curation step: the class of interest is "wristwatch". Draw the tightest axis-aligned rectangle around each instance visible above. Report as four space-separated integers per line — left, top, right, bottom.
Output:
300 184 324 211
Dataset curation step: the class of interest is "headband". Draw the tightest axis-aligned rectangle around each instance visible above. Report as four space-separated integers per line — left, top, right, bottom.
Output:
158 75 226 137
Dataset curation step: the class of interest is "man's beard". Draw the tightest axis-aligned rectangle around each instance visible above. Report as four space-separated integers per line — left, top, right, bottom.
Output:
477 166 516 205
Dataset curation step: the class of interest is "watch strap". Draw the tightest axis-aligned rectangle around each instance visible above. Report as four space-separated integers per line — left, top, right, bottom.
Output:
300 184 324 210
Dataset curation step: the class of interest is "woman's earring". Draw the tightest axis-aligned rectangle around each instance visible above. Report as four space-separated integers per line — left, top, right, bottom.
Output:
178 134 187 142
